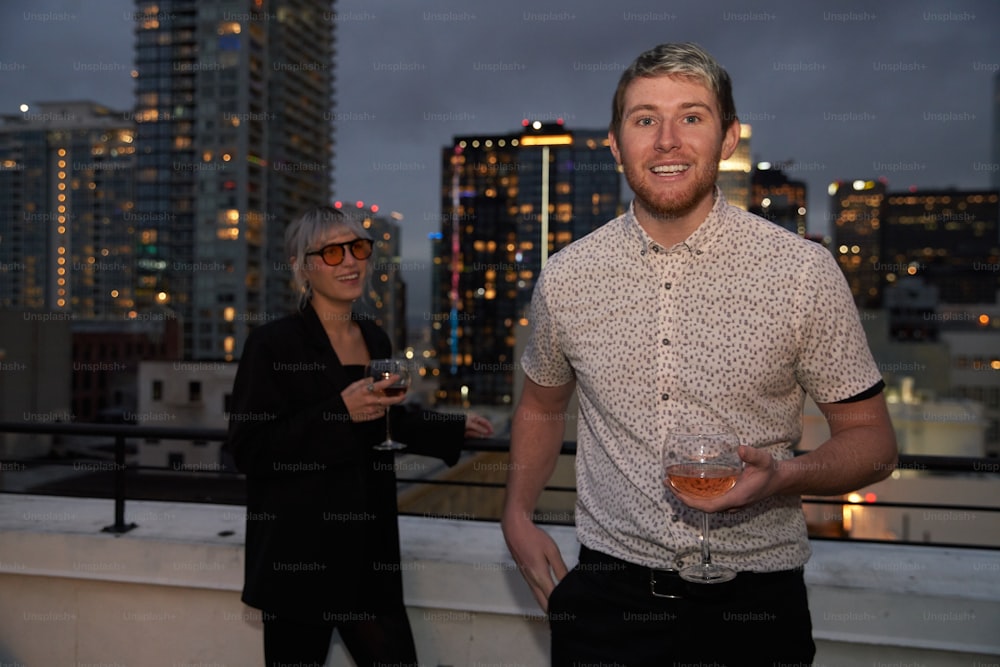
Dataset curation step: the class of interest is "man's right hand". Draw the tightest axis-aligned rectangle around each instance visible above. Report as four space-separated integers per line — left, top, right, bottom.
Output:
501 514 569 612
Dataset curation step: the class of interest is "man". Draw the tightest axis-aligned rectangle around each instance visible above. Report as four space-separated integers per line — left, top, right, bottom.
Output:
501 42 897 666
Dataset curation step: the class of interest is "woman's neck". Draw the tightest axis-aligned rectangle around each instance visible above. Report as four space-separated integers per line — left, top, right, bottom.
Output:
310 298 370 365
310 297 354 337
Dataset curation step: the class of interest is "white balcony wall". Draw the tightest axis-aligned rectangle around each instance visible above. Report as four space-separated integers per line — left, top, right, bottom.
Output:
0 495 998 666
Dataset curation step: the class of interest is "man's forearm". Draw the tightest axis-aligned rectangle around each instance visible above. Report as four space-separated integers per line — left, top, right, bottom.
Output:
773 427 897 497
503 404 567 524
772 394 897 497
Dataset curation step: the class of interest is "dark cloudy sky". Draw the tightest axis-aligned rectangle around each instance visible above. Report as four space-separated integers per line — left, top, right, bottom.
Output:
1 0 998 312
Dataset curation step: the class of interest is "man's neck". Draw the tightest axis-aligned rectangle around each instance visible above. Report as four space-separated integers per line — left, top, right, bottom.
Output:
634 193 716 248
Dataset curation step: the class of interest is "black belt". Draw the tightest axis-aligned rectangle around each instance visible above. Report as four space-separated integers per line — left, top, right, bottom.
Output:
577 545 804 600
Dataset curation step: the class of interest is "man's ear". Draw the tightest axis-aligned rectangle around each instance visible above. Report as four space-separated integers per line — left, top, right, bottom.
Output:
720 120 741 160
608 129 622 167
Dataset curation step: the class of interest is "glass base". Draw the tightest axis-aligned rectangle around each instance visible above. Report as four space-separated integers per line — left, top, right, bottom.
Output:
679 562 737 584
373 440 407 452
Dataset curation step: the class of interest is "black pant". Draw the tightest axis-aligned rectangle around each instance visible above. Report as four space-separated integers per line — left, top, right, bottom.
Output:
548 546 816 667
263 608 418 667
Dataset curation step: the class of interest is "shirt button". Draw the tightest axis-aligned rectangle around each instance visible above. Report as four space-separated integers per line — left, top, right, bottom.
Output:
661 338 670 346
661 393 669 401
671 514 680 523
664 282 672 289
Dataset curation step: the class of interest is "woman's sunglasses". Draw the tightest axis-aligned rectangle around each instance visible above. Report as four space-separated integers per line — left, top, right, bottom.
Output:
305 238 374 266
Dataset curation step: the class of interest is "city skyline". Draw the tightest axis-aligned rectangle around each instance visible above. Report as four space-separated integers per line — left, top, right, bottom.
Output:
1 0 998 317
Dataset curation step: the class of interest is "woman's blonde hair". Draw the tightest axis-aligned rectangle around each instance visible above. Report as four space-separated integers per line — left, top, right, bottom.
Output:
285 206 374 310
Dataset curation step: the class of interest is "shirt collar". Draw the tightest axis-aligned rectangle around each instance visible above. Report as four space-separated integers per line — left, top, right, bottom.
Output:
626 187 729 258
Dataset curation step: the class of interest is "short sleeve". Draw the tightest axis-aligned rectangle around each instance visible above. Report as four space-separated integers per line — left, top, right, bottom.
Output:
795 248 883 403
520 269 575 387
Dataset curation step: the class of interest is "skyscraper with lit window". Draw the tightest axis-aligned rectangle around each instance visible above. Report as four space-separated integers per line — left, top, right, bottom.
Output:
750 162 807 236
432 121 621 406
829 178 887 309
132 0 334 360
883 189 1000 305
0 101 136 317
337 201 407 353
717 123 751 210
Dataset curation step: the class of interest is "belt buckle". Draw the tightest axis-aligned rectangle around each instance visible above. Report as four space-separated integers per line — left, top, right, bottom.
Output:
650 568 683 599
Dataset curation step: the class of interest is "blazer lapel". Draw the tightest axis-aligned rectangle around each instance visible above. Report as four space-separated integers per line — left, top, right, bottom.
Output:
355 314 391 360
299 303 355 392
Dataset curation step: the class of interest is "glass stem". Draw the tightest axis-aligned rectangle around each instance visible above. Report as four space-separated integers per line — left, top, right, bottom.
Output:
700 511 713 567
385 408 392 442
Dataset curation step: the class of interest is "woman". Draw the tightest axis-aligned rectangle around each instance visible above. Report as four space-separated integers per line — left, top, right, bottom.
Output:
226 206 493 667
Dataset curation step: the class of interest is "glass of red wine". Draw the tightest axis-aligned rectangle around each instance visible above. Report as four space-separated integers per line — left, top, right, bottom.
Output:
663 423 742 583
366 358 410 451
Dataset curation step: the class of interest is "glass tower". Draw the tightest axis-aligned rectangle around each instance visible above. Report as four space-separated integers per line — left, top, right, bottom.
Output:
0 102 136 317
433 121 621 406
132 0 334 360
829 178 887 309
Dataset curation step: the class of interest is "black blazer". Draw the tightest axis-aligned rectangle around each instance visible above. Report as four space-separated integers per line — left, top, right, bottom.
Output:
225 304 464 621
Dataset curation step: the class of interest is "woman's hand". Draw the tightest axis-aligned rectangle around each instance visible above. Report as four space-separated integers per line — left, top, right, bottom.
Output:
464 412 494 438
341 375 408 422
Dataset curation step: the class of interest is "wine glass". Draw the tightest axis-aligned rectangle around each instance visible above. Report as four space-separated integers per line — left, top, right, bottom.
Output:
366 359 411 451
662 424 742 583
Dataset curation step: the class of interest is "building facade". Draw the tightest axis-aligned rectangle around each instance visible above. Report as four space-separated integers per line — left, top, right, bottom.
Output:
432 121 621 406
882 189 999 305
136 359 236 469
829 178 888 309
337 201 408 354
132 0 334 361
717 123 751 210
749 162 807 236
0 101 136 317
71 317 183 423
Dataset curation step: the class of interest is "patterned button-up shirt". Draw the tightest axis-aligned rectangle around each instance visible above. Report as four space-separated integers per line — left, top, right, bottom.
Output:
521 192 882 572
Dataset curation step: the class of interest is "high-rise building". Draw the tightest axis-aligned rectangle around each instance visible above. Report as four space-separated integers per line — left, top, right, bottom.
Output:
132 0 334 361
717 123 751 209
0 101 136 317
337 201 408 353
749 162 807 236
882 189 1000 305
829 178 887 309
433 121 621 406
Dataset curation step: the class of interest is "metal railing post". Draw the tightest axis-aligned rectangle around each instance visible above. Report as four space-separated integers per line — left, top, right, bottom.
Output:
101 432 136 534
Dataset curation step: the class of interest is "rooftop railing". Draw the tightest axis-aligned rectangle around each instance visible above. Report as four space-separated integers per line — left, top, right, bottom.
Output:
1 420 998 549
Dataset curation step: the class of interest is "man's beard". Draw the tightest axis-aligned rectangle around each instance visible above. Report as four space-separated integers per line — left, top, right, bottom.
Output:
626 158 721 223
